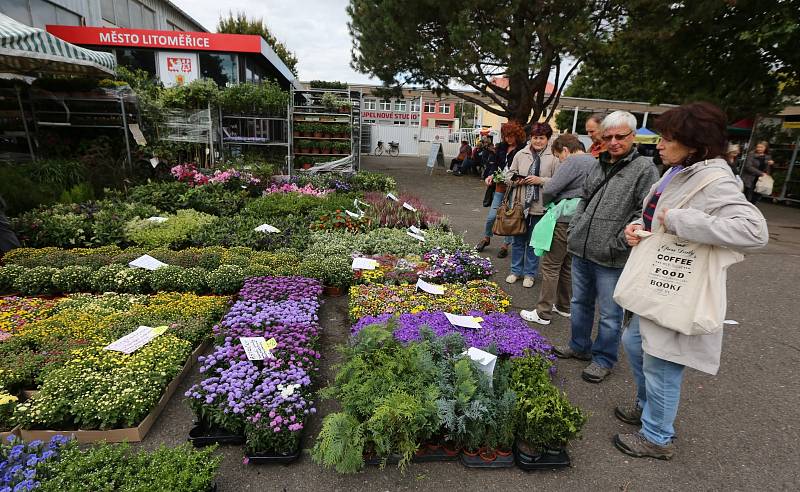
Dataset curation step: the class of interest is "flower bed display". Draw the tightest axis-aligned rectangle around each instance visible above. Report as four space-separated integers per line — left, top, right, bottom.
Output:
312 324 585 474
185 276 322 462
351 311 555 360
348 280 510 321
362 192 445 230
352 249 495 286
0 437 220 491
0 296 61 336
0 292 227 442
0 247 355 296
311 228 467 257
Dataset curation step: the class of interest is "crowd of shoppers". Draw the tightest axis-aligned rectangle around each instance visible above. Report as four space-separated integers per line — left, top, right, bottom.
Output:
467 104 769 461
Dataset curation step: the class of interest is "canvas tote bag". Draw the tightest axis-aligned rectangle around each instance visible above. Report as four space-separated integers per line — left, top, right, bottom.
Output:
492 187 526 236
613 170 744 335
755 174 774 196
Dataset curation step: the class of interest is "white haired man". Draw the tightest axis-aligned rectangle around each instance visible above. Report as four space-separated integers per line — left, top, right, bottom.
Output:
553 111 659 383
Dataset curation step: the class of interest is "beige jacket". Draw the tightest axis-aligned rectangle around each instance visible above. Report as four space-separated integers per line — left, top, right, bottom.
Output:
506 144 560 216
631 159 769 374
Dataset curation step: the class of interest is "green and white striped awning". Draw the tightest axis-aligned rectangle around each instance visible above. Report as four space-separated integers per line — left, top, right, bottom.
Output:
0 13 115 77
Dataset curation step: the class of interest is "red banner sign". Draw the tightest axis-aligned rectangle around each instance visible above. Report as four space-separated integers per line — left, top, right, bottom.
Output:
45 25 262 53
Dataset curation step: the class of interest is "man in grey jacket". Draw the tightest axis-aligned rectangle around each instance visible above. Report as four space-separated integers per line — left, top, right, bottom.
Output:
553 111 660 383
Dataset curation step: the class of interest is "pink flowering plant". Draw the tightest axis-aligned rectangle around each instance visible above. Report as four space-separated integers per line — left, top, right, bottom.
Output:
170 164 208 186
264 182 331 197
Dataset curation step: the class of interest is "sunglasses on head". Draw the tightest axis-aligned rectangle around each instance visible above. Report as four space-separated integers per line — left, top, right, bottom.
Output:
601 131 633 142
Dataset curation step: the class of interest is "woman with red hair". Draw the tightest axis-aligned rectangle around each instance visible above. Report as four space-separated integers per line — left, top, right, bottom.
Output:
475 121 527 258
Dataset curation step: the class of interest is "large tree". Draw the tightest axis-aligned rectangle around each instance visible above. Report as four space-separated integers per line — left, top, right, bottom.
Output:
217 12 298 76
347 0 623 124
561 0 799 121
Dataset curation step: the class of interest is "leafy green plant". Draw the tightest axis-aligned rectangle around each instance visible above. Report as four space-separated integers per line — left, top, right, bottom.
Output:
206 264 245 294
125 209 218 249
52 265 95 293
218 81 289 114
36 442 220 492
510 355 587 451
12 266 58 296
159 78 220 109
312 412 366 474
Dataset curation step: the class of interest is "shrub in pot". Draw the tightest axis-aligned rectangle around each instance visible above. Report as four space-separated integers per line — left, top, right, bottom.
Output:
510 355 586 456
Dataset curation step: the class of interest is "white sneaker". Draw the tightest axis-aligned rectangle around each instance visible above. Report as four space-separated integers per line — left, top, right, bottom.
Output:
522 276 535 288
446 169 453 173
520 309 551 325
505 274 519 284
553 305 571 318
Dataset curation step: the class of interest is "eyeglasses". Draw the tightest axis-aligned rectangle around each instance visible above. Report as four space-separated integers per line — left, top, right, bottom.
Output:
601 131 633 142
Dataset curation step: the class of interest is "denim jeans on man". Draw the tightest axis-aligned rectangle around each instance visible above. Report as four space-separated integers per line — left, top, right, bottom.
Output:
510 214 541 277
622 315 686 445
568 255 624 368
483 191 513 245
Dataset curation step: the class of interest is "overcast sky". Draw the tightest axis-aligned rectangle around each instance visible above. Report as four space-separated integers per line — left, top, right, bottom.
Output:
171 0 376 84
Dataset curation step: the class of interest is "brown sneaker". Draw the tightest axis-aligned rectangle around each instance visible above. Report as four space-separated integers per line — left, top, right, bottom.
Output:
581 361 611 383
552 344 592 361
496 246 508 258
614 403 643 425
475 237 490 252
614 433 674 460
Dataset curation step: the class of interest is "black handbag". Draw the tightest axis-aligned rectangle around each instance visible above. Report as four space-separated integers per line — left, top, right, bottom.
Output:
482 184 495 207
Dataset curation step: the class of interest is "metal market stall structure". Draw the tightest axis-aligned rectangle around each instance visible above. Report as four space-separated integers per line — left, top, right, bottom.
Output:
0 13 133 164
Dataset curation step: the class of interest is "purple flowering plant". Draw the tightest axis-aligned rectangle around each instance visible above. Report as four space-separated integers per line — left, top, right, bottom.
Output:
0 435 71 492
351 311 555 362
419 248 495 284
185 276 322 456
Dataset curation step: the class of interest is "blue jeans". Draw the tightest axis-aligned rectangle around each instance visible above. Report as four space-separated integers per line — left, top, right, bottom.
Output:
483 191 513 244
622 316 686 445
569 255 624 369
511 214 540 277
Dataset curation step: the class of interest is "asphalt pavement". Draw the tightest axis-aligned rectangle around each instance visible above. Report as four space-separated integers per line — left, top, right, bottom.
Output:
143 155 800 491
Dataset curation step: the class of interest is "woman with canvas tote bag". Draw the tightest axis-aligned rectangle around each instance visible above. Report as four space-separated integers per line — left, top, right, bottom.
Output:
611 102 769 461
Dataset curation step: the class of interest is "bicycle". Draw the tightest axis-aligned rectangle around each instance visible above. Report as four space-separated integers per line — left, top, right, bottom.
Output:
374 140 399 157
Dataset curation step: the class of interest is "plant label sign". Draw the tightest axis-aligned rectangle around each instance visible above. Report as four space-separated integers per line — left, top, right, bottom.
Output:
129 255 167 271
104 326 164 354
386 193 399 202
147 216 168 223
254 224 281 233
444 313 482 330
352 257 379 270
240 337 275 361
402 202 417 212
406 231 425 242
416 278 445 295
345 209 362 219
463 347 497 386
408 225 425 236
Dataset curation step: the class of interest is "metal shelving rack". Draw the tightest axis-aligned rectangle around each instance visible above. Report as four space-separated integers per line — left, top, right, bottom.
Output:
218 108 291 170
288 87 361 175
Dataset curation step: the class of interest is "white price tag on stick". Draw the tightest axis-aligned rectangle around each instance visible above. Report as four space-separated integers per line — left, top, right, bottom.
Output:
445 313 483 329
254 224 281 233
408 225 425 236
402 202 417 212
352 257 379 270
240 337 275 361
105 326 164 354
386 193 399 202
416 278 445 295
463 347 497 386
129 254 167 271
345 209 362 219
147 216 168 223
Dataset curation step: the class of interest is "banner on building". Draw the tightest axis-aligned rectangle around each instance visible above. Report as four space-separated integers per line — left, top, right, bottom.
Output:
158 51 198 87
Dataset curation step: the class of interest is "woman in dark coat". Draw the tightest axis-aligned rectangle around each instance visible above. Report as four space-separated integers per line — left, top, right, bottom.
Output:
741 141 773 204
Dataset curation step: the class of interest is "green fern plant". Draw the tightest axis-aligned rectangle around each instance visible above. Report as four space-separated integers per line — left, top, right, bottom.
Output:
312 412 366 474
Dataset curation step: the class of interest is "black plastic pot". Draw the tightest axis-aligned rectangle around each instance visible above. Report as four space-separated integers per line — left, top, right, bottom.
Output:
244 447 302 465
460 450 515 468
514 446 570 470
188 423 245 447
411 444 460 463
